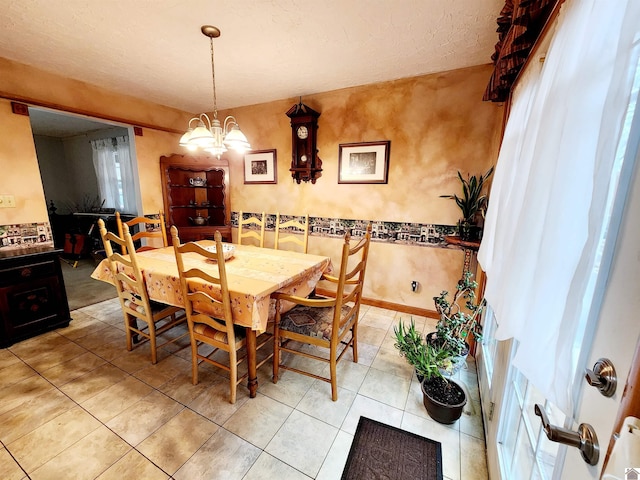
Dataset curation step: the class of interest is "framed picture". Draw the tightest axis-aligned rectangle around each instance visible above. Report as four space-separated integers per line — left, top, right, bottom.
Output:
244 149 277 184
338 141 390 184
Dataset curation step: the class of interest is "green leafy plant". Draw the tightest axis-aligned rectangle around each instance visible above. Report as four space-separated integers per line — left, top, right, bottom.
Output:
440 166 494 225
393 319 452 380
433 271 485 356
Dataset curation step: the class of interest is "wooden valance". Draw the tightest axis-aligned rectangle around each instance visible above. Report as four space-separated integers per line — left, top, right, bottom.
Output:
483 0 558 102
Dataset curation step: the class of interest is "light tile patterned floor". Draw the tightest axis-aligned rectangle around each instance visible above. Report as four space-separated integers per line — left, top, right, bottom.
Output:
0 299 488 480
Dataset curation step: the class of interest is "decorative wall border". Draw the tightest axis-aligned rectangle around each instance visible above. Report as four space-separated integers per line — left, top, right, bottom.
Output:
231 212 459 248
0 222 54 250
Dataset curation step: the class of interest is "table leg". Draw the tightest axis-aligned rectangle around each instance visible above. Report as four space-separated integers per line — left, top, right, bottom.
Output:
246 328 258 397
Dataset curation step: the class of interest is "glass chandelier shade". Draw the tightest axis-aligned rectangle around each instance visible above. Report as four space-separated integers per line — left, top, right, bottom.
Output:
180 25 250 156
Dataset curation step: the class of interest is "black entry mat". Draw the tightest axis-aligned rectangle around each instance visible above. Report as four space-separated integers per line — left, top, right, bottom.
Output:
341 416 443 480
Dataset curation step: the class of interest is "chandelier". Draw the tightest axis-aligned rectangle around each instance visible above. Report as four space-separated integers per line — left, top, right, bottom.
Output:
179 25 250 156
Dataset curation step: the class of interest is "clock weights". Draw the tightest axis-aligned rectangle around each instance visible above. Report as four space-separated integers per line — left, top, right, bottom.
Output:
286 100 322 184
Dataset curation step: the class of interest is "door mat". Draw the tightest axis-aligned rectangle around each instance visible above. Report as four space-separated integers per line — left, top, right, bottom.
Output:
341 416 443 480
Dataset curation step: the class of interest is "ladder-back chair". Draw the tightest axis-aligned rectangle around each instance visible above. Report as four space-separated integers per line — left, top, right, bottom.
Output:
237 211 266 248
272 223 372 401
274 213 309 253
116 211 168 255
97 219 187 364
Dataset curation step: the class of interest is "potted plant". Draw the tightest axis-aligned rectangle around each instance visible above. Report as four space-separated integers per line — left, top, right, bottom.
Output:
394 319 467 424
431 271 485 374
440 166 493 241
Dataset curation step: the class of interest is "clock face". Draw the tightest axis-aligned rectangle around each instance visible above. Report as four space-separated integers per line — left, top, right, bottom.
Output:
297 126 309 139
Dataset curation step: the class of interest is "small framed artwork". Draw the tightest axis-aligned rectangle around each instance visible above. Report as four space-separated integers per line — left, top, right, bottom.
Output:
338 140 390 184
244 149 277 184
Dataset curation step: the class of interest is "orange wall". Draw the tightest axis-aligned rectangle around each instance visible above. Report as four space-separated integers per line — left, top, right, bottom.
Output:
0 57 502 311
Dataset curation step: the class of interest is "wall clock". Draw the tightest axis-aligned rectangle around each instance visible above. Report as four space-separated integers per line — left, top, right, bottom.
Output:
285 99 322 184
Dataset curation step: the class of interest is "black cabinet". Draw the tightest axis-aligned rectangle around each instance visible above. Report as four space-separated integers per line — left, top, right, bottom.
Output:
0 247 71 347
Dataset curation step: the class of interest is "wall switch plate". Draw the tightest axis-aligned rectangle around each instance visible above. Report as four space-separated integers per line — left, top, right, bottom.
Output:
0 195 16 208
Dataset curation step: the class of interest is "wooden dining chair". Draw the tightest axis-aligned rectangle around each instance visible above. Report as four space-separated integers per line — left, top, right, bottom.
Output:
97 219 187 364
171 226 272 403
272 223 372 401
116 211 168 255
274 213 309 253
237 211 266 247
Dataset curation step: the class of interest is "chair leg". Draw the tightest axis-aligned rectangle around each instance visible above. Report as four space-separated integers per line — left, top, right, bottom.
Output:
124 314 135 352
149 320 158 364
191 339 199 385
330 348 338 401
272 323 280 384
229 349 238 404
351 324 359 363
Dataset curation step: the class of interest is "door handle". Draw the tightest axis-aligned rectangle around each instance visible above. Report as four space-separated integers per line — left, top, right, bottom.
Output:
534 403 599 465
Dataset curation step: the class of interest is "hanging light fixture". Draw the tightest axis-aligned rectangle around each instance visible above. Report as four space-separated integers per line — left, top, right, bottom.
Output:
179 25 250 156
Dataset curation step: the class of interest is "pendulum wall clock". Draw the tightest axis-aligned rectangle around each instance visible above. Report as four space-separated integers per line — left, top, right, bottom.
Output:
285 99 322 184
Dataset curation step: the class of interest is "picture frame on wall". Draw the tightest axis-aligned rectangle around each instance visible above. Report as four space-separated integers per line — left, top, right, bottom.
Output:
338 141 390 184
244 149 277 184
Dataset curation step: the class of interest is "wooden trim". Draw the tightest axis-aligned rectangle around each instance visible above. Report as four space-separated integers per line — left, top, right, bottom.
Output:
602 338 640 473
315 287 439 319
0 91 183 135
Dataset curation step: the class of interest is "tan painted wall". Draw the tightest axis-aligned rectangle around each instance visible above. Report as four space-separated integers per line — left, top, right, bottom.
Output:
0 99 49 223
0 57 502 311
221 64 503 309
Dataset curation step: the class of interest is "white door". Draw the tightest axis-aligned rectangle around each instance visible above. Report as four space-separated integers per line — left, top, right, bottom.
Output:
559 119 640 478
478 85 640 480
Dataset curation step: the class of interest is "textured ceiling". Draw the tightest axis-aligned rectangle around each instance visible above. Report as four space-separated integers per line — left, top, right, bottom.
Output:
0 0 502 117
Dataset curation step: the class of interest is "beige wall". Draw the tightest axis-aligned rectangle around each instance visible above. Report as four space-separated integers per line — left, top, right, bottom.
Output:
222 65 503 310
0 57 502 312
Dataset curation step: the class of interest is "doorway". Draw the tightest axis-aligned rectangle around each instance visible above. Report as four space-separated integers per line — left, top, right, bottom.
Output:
28 107 139 310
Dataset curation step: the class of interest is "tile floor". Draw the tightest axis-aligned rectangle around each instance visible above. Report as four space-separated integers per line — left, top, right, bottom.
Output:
0 299 488 480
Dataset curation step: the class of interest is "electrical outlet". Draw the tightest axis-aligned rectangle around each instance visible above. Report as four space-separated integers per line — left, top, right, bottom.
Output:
411 280 419 292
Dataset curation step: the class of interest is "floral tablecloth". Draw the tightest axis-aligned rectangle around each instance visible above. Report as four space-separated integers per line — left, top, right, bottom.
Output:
91 242 332 332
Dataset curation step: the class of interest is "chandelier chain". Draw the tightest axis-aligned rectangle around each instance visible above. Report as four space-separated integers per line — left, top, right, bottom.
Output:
210 36 218 120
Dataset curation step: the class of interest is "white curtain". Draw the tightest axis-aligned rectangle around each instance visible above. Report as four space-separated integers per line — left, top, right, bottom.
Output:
91 135 136 213
478 0 640 415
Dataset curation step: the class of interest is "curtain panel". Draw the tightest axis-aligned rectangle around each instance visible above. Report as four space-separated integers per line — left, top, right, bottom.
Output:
478 0 640 415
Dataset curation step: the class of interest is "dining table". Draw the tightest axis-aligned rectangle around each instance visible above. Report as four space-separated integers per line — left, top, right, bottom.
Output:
91 241 332 397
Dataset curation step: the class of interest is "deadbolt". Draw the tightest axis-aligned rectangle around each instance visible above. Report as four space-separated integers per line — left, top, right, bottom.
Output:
584 357 617 397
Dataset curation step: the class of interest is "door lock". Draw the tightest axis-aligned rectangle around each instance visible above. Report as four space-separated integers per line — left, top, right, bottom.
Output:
534 403 599 465
584 357 617 397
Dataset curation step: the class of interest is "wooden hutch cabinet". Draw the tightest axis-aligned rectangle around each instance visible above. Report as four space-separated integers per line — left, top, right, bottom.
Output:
160 153 231 243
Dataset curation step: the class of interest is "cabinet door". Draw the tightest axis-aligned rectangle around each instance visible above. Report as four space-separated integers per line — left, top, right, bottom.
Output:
0 276 64 344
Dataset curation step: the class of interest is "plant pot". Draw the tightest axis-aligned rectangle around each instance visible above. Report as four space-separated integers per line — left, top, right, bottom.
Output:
425 332 469 375
421 377 466 424
458 221 482 241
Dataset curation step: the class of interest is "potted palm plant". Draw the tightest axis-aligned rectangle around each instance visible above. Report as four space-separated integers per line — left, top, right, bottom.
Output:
430 271 484 374
394 319 467 424
440 166 493 241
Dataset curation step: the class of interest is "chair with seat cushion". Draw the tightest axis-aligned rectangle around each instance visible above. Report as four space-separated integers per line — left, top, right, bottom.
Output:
274 213 309 253
272 223 372 401
97 218 187 364
237 211 266 247
116 211 168 255
171 226 272 403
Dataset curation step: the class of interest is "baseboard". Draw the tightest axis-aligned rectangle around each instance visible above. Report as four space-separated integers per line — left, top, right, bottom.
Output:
314 288 439 319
